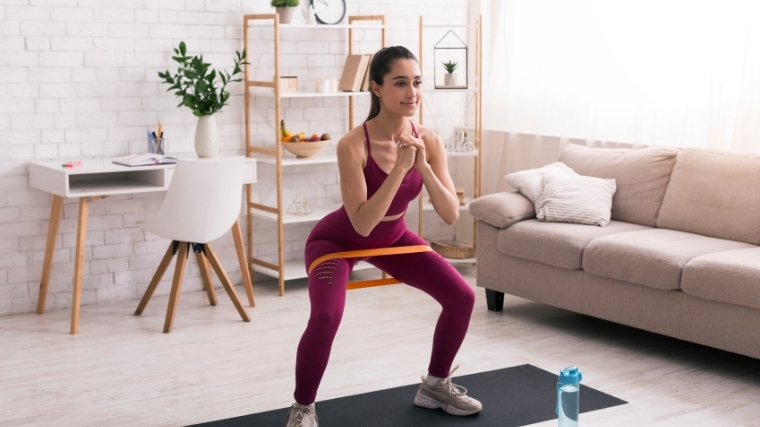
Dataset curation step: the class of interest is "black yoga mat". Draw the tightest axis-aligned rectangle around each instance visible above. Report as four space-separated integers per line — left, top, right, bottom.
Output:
189 364 626 427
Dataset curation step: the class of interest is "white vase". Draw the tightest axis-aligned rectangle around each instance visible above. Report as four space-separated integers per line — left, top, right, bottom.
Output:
276 7 296 24
444 73 459 87
194 115 219 158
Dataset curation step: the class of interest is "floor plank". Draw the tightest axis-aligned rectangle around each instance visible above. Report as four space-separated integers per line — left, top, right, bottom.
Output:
1 265 759 426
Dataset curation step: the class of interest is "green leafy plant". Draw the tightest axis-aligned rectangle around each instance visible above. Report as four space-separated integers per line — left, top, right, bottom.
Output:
271 0 299 7
442 60 458 74
157 41 249 117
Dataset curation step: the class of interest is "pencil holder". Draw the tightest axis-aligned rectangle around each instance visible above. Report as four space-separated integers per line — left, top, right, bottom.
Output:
148 138 166 155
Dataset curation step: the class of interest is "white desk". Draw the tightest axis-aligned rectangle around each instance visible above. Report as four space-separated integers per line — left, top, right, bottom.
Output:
28 157 257 334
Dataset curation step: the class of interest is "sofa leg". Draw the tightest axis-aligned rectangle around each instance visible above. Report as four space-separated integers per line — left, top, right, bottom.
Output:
485 289 504 311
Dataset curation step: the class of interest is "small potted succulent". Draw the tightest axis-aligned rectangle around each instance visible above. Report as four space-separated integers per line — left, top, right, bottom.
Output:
271 0 299 24
158 42 248 158
442 60 459 87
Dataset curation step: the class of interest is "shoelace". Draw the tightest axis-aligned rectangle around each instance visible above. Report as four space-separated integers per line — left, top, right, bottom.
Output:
434 366 470 399
286 404 318 427
441 378 469 398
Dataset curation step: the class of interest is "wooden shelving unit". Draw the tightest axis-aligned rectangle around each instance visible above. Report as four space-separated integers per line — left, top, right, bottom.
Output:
242 14 386 295
417 16 483 259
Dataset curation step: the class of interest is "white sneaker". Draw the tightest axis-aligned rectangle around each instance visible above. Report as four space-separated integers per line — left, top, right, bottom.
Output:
285 402 318 427
413 366 483 416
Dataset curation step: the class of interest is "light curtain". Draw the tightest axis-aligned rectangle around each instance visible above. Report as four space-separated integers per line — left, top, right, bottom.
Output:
482 0 760 153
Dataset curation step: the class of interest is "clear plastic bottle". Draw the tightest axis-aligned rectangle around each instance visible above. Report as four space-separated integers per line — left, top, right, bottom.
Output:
556 366 582 427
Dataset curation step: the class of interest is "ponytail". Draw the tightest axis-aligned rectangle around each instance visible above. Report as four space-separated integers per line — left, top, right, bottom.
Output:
365 46 418 122
367 93 382 122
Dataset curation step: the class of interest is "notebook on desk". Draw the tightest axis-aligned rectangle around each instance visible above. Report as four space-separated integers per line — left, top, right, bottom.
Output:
113 153 178 167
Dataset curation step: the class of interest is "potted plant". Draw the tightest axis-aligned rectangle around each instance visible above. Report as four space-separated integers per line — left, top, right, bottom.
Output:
271 0 299 24
442 60 459 87
158 42 248 158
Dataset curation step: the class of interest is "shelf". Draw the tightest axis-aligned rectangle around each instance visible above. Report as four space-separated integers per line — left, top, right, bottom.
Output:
251 152 338 166
422 197 473 212
432 87 473 92
252 204 339 224
443 257 477 264
246 88 371 98
247 23 384 30
253 259 377 281
421 24 477 29
446 149 479 157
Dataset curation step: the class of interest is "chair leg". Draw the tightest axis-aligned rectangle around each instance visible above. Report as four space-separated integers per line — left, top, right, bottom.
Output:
135 241 178 316
193 244 217 306
204 243 251 323
163 242 189 333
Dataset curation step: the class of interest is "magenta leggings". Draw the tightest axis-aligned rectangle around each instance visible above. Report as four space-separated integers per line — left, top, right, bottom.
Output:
293 207 475 405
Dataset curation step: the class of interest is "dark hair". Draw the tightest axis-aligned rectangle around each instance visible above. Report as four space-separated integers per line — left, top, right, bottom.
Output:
366 46 418 122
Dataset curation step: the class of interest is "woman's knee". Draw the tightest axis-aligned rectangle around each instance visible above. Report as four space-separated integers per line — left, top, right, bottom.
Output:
308 307 343 343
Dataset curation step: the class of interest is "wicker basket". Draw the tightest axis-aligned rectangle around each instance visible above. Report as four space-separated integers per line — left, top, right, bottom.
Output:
429 240 474 259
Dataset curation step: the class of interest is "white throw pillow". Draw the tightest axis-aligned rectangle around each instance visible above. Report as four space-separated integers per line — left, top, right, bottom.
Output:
504 162 578 218
540 174 617 227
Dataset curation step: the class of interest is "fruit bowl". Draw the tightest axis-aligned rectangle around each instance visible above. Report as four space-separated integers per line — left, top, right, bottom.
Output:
281 140 330 158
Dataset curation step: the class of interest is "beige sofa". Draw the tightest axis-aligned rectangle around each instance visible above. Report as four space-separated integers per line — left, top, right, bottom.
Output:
469 144 760 360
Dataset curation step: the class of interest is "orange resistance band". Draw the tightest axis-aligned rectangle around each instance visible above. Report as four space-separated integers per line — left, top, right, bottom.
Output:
307 245 434 290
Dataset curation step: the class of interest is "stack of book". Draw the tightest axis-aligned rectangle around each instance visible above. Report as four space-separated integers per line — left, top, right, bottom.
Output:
338 54 374 92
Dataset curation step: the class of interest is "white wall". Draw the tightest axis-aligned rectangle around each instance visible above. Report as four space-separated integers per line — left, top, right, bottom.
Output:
0 0 472 315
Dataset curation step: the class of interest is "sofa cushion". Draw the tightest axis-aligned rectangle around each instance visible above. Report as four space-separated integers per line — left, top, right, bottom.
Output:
682 247 760 311
498 219 649 270
505 162 578 217
469 191 536 229
540 174 617 226
656 148 760 245
559 144 678 227
583 228 754 290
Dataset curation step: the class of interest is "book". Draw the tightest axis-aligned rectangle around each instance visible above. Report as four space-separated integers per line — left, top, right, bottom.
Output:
360 53 374 91
338 54 370 92
113 153 178 167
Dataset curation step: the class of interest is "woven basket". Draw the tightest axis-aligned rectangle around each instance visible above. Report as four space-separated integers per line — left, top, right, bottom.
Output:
429 240 474 259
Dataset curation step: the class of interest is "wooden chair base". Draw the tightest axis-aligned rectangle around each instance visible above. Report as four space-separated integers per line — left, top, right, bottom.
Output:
135 241 251 333
307 245 433 290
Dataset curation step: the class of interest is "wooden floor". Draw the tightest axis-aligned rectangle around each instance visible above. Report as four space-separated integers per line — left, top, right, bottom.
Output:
2 265 760 427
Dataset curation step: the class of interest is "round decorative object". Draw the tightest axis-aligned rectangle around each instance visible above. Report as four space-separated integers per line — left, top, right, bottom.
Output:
276 7 296 24
194 115 219 158
429 240 474 259
282 140 330 158
312 0 346 25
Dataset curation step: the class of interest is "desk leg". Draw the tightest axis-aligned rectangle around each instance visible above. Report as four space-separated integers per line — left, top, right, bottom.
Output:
232 220 255 307
37 195 64 315
70 197 89 335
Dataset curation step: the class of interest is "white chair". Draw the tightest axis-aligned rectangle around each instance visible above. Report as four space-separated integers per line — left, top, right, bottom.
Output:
134 157 252 333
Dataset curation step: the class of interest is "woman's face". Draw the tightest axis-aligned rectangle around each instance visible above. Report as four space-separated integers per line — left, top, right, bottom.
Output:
373 58 423 117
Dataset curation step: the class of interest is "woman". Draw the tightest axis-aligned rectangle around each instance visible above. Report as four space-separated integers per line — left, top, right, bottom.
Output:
286 46 481 427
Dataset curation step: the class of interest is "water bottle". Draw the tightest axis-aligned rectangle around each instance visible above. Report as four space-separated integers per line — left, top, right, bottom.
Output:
556 366 582 427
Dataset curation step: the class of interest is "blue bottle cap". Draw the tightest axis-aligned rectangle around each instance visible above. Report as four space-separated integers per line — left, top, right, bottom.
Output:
559 366 582 384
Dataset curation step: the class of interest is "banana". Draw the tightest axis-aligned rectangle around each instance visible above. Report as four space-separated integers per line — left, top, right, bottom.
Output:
280 120 293 142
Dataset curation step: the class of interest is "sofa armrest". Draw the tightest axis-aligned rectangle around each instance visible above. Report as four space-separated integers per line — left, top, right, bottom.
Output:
469 191 536 229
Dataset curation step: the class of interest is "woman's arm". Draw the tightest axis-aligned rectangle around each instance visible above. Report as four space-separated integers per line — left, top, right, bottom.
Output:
400 128 459 224
338 131 417 237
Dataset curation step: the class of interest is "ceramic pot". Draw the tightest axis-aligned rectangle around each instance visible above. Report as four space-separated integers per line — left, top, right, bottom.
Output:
444 73 459 87
276 7 296 24
194 115 219 158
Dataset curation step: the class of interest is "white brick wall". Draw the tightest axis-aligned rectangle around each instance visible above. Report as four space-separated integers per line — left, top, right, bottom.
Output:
0 0 472 316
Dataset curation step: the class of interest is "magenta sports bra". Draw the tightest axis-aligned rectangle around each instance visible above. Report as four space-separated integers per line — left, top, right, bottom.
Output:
362 121 424 216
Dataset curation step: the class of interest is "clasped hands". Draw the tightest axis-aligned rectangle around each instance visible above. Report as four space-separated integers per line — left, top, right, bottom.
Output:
395 134 427 172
